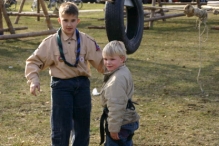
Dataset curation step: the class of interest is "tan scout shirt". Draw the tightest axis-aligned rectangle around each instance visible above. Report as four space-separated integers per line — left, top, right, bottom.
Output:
101 65 140 133
25 30 104 84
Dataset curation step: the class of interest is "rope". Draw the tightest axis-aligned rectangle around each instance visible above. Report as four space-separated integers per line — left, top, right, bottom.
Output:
184 4 208 25
183 4 209 94
197 22 208 94
213 9 219 15
146 4 213 95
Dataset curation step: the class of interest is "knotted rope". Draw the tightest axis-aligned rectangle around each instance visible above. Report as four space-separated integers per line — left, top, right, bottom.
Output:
184 4 209 94
184 4 208 26
213 9 219 15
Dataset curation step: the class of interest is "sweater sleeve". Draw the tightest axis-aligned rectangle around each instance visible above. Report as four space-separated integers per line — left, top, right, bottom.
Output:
84 34 105 74
25 38 54 85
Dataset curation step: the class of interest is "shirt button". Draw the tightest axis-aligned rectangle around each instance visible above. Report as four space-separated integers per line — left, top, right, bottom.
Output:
68 42 70 44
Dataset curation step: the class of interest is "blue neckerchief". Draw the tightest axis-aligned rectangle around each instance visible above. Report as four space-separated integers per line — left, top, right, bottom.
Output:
57 27 81 67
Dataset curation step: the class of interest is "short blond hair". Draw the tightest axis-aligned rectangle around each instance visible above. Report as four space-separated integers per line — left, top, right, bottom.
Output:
102 41 127 60
59 2 78 17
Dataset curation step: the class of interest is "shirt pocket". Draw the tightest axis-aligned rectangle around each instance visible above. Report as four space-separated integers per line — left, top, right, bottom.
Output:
54 49 69 65
76 49 86 64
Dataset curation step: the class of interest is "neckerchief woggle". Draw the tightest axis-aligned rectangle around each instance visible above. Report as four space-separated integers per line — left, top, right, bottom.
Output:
57 27 80 67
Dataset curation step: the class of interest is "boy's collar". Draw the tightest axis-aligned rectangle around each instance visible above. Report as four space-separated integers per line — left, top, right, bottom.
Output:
104 65 125 75
61 30 77 41
103 65 126 82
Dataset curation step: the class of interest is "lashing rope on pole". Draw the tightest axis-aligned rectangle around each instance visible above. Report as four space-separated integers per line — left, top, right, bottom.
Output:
184 4 208 27
213 9 219 15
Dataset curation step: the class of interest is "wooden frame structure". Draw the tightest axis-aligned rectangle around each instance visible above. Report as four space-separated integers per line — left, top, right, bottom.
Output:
0 0 217 39
145 0 207 28
0 0 57 40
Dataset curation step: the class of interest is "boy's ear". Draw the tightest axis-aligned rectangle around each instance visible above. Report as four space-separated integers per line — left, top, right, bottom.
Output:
58 18 61 24
77 18 81 24
120 56 126 62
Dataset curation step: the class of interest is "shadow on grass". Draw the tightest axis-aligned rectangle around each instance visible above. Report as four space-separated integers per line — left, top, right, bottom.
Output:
127 57 219 99
0 38 44 58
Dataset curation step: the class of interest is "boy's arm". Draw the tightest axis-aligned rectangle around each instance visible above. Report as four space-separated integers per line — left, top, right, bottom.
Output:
25 54 41 85
85 36 105 73
25 40 53 95
25 53 42 96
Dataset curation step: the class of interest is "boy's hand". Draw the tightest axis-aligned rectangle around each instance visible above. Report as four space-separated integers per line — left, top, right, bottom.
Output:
110 132 119 140
30 83 40 96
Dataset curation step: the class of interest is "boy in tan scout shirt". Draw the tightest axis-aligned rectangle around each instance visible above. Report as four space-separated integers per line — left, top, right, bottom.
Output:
99 41 139 146
25 2 104 146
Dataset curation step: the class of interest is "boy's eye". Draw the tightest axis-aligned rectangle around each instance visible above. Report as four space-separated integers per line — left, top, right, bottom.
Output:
63 19 76 22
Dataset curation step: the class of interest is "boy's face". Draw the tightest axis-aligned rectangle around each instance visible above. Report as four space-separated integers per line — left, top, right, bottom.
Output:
103 54 125 72
58 14 80 37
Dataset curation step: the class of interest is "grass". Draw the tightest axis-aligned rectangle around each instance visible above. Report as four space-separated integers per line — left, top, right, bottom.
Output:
1 3 219 146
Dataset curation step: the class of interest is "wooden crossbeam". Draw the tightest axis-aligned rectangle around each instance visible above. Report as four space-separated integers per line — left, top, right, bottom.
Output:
0 29 56 40
159 2 207 5
3 26 28 31
7 12 58 17
145 13 185 22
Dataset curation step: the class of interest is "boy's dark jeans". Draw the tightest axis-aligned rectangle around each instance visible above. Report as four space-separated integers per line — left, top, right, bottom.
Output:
104 121 139 146
51 76 91 146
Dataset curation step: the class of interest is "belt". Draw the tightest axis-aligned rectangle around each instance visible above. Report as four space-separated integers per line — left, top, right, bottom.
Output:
100 108 108 145
52 76 88 81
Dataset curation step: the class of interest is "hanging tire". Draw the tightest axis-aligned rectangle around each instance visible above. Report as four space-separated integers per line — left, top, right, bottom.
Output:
105 0 144 54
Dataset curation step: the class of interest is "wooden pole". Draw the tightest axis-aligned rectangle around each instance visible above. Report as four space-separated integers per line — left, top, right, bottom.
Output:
37 0 40 21
14 0 26 24
143 5 187 11
197 0 201 9
149 0 156 28
0 0 3 35
0 29 56 40
3 26 28 31
157 0 166 21
144 9 169 16
7 12 58 17
159 2 207 5
38 0 53 29
144 13 185 22
211 26 219 30
0 0 15 34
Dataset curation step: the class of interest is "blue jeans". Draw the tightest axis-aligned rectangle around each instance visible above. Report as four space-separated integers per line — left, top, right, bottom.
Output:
104 121 139 146
50 76 91 146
